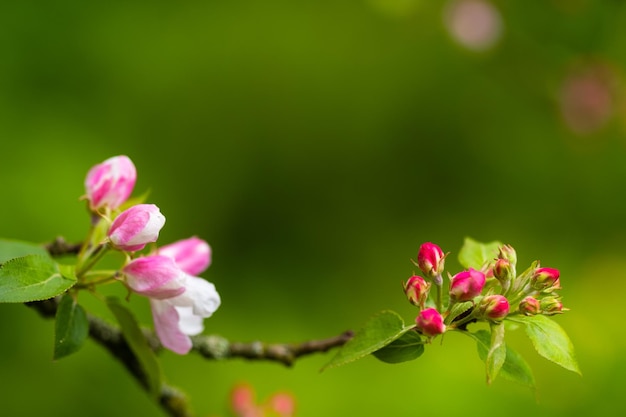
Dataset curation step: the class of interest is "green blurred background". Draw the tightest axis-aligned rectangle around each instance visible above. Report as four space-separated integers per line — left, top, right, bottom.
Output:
1 0 625 415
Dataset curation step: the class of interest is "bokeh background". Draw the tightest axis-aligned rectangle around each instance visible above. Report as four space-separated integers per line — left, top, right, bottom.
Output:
1 0 625 416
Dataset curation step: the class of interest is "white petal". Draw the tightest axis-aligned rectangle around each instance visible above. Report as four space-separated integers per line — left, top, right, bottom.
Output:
175 306 204 335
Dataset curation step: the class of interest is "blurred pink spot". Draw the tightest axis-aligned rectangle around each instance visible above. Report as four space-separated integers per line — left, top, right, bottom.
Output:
444 0 503 51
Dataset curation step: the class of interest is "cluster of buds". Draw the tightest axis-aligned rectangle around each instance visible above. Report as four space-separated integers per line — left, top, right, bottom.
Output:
404 242 566 338
81 155 221 354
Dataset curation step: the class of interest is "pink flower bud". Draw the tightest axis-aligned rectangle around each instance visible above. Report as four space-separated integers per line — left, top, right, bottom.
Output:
122 255 186 299
478 294 509 321
449 268 486 301
540 296 564 315
531 267 561 292
158 236 211 276
519 296 541 316
230 384 256 416
267 392 296 417
415 308 446 337
108 204 166 252
493 258 512 283
417 242 445 279
85 155 137 210
498 244 517 265
404 275 430 307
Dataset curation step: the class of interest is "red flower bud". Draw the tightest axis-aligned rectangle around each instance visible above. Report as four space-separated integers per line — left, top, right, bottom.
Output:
493 258 513 286
478 294 510 321
449 268 486 301
404 275 430 307
531 267 561 292
519 296 541 316
417 242 445 279
415 308 446 337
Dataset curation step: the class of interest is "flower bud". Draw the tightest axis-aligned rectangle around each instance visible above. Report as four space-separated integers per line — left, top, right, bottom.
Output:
540 296 564 315
158 236 211 276
518 296 541 316
449 268 486 301
415 308 446 337
477 294 510 321
493 258 513 288
403 275 430 307
531 267 561 292
85 155 137 211
417 242 445 279
498 244 517 266
108 204 166 252
122 255 186 299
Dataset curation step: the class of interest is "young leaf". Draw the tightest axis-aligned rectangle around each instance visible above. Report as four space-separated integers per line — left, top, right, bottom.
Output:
54 293 88 360
458 237 502 270
0 255 77 303
472 329 535 388
508 315 581 375
372 330 424 364
106 297 163 398
322 310 410 371
0 239 48 263
485 323 506 384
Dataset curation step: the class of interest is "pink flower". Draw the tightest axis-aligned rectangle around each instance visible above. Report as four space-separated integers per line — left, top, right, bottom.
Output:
449 268 486 301
404 275 430 308
478 294 510 321
415 308 446 337
85 155 136 210
158 237 211 276
108 204 166 252
150 276 220 354
417 242 445 279
122 255 186 299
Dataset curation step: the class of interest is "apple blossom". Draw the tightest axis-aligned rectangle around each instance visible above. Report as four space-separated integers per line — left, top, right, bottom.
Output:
85 155 136 211
108 204 166 252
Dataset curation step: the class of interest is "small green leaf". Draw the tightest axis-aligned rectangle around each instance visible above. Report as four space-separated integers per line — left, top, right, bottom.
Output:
0 239 48 263
322 310 410 371
54 293 89 360
106 297 162 397
446 301 474 325
458 237 502 270
372 330 424 363
473 329 535 388
485 323 506 384
508 315 581 375
0 255 77 303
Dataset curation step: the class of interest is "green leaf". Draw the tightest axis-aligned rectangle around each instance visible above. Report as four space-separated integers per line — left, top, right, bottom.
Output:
0 239 48 263
446 301 474 325
54 293 89 360
0 255 77 303
106 297 162 398
322 310 411 371
473 329 536 388
458 237 502 270
485 323 506 384
372 330 424 363
508 315 581 375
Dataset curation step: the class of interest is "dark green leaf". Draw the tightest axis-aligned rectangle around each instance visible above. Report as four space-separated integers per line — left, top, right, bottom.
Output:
322 310 410 371
372 330 424 363
0 239 48 263
458 237 502 270
508 315 581 375
54 293 88 360
473 329 536 388
0 255 76 303
106 297 162 397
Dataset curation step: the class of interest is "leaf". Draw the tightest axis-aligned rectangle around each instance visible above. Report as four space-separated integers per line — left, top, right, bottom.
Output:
485 323 506 384
508 315 581 375
0 255 77 303
54 293 89 360
473 329 536 388
458 237 502 270
446 301 474 325
322 310 411 371
106 297 162 398
372 330 424 363
0 239 48 263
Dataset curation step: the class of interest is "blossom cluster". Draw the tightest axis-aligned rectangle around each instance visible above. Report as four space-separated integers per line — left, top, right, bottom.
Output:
404 242 565 337
83 155 220 354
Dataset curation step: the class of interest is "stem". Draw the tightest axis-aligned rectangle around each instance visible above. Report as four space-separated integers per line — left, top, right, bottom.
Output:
76 242 111 279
